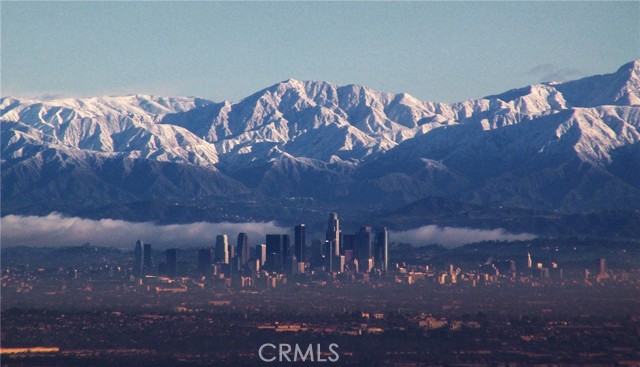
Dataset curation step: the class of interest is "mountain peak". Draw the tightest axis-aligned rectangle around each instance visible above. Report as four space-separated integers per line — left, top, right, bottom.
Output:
281 78 315 85
616 60 640 75
540 60 640 107
3 61 640 215
277 78 304 87
262 79 337 101
273 79 335 89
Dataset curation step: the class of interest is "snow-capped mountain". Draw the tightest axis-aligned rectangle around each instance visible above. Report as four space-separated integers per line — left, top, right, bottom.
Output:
1 95 220 168
2 61 639 216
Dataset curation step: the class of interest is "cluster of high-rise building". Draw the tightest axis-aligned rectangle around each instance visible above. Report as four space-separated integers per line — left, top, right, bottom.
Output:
132 212 389 279
313 213 389 274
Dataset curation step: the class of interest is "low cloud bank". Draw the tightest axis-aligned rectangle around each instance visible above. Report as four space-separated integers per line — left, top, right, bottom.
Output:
525 63 582 82
1 213 536 249
390 225 536 247
1 213 287 248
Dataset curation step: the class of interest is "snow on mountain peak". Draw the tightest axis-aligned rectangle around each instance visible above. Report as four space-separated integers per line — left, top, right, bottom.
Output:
617 60 640 76
3 62 640 213
1 95 220 168
2 62 638 171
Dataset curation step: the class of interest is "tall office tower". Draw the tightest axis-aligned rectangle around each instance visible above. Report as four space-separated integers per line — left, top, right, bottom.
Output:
166 248 177 277
283 234 291 262
134 240 144 278
343 249 354 265
266 234 284 271
323 240 334 272
599 258 607 275
342 234 356 263
282 234 293 272
355 226 373 267
374 227 389 272
342 234 356 251
143 243 152 268
326 212 340 256
257 244 267 266
237 233 249 267
215 235 229 264
310 239 323 268
198 248 213 274
230 257 241 275
527 252 532 269
294 224 306 262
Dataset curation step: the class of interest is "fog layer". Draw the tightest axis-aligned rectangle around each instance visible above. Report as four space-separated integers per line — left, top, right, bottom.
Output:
2 213 535 249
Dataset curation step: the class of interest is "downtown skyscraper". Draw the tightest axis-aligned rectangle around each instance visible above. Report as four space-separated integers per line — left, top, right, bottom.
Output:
326 212 340 257
143 243 152 269
134 240 144 278
215 235 229 265
237 233 249 267
294 224 306 262
375 227 389 272
198 248 213 274
355 226 373 265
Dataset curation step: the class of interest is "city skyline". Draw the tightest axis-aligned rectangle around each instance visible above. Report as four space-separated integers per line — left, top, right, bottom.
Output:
134 212 390 278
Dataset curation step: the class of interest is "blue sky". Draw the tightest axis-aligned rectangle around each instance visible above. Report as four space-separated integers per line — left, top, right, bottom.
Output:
2 1 638 103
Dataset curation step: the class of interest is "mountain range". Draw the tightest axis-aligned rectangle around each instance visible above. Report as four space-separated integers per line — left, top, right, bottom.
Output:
2 61 639 235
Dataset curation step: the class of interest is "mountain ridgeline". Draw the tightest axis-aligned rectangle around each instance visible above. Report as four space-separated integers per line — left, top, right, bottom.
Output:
2 61 640 235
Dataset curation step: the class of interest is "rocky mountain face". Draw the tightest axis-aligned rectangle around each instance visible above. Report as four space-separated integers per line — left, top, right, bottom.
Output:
2 61 639 219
